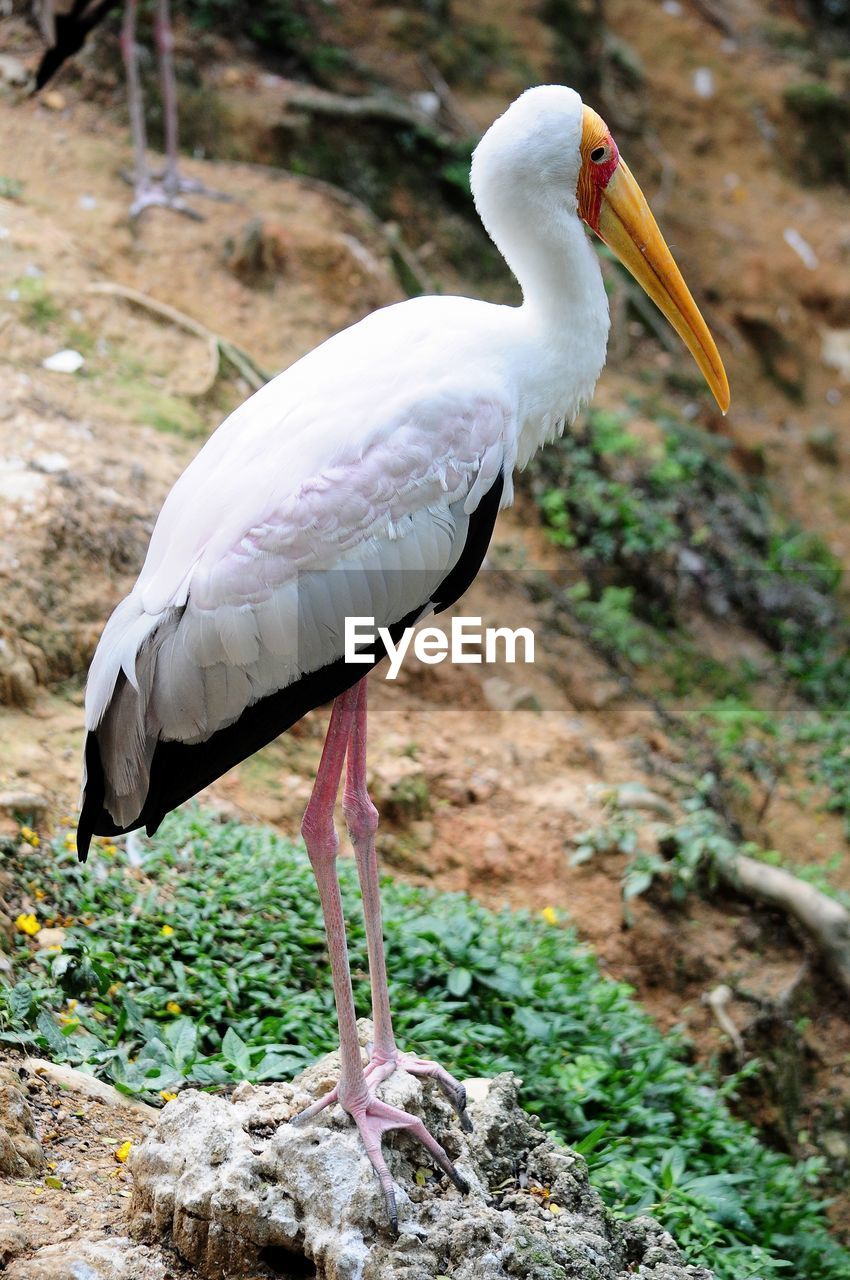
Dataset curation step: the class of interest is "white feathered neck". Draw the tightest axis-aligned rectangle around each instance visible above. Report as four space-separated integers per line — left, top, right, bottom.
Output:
471 85 611 463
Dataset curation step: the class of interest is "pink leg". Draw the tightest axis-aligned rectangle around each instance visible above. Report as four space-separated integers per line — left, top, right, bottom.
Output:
294 681 468 1230
344 682 472 1130
298 681 471 1131
120 0 197 218
298 687 370 1109
155 0 179 194
121 0 154 210
343 681 395 1060
153 0 231 208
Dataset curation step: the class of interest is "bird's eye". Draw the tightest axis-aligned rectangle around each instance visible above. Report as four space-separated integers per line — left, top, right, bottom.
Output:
590 145 608 164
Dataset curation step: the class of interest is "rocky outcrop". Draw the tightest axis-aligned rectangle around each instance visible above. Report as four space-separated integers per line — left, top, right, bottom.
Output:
129 1043 714 1280
0 1068 44 1177
5 1237 172 1280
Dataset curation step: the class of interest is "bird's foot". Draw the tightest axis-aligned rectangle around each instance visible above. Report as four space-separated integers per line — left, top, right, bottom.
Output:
292 1046 472 1131
154 168 233 203
290 1046 471 1231
373 1049 473 1132
127 180 204 221
351 1093 469 1232
294 1087 468 1233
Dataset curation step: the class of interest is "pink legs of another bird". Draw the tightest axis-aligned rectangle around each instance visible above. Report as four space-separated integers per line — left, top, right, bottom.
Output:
120 0 230 219
293 680 470 1231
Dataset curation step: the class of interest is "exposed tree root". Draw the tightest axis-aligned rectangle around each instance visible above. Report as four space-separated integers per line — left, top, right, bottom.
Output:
717 853 850 998
280 81 453 146
86 281 273 395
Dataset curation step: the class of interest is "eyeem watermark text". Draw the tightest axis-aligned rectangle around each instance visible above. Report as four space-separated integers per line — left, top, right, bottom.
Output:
345 616 535 680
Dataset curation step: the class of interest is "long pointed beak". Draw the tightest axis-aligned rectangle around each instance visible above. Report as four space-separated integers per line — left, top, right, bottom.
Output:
597 161 730 413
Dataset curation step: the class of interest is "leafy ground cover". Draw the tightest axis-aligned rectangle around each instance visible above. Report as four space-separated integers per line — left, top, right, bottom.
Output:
2 811 849 1279
530 407 850 831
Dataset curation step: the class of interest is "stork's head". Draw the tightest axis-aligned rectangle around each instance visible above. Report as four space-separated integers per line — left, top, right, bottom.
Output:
471 86 730 413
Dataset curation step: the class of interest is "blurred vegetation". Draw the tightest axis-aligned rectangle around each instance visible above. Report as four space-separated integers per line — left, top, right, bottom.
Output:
176 0 347 83
529 406 850 829
2 810 849 1280
784 82 850 186
573 774 850 921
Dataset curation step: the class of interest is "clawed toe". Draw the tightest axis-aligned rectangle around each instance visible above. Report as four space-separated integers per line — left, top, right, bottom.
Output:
291 1044 471 1229
289 1083 340 1125
350 1094 468 1228
391 1053 474 1133
435 1077 473 1132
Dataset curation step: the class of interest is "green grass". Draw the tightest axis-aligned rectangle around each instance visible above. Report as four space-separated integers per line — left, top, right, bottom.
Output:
2 810 848 1279
15 277 61 332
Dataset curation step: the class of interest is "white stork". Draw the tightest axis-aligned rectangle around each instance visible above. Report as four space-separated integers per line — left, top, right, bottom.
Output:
77 85 729 1227
30 0 225 217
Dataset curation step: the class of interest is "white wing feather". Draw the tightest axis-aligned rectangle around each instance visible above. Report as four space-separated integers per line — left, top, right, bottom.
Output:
85 296 517 823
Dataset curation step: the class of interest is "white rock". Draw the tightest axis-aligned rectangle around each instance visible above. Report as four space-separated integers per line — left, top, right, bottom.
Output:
822 328 850 381
0 54 28 87
0 458 46 505
23 1059 157 1115
42 349 85 374
410 90 440 118
129 1034 715 1280
6 1238 168 1280
31 452 70 474
693 68 714 98
783 227 818 270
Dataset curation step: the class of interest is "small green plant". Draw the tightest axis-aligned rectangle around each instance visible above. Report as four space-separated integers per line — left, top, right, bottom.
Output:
784 82 850 186
530 405 850 827
572 779 748 919
696 696 779 756
14 277 61 332
567 582 656 665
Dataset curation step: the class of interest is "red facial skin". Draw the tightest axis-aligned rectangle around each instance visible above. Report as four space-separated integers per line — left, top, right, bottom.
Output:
576 129 620 233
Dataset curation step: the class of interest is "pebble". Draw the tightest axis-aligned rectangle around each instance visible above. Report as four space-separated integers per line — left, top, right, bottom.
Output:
0 55 28 87
31 452 70 475
42 350 85 374
783 227 818 271
41 91 66 112
482 677 541 715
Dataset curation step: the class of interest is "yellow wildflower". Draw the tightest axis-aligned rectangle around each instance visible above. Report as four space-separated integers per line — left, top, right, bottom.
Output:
64 832 77 850
548 1203 563 1215
165 1001 181 1016
541 906 559 926
46 944 62 953
114 1141 133 1163
159 1091 177 1103
161 924 174 937
102 843 117 856
20 826 39 847
15 913 40 936
107 983 122 998
34 888 46 900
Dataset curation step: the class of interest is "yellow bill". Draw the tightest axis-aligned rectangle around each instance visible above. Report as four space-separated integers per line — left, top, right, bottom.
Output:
578 106 730 414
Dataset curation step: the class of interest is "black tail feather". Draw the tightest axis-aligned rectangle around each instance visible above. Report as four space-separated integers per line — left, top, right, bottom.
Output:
34 0 121 91
75 473 504 857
